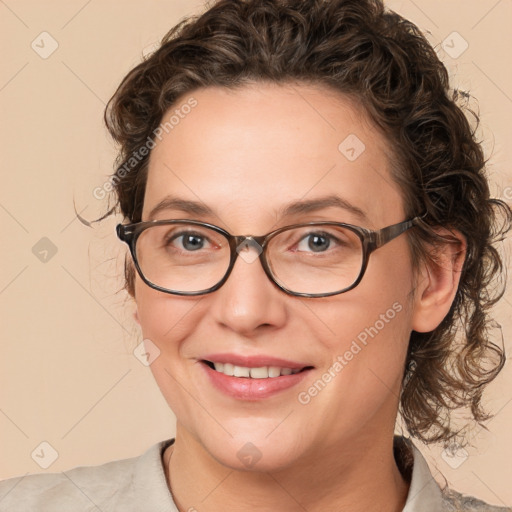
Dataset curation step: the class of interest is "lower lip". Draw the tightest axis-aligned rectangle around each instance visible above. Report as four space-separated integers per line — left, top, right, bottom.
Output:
200 362 312 400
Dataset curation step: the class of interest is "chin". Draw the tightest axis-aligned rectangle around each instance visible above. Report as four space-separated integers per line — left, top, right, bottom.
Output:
184 421 302 472
206 437 300 473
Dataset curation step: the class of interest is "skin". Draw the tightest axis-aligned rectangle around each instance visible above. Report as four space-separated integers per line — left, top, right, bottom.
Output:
133 82 465 512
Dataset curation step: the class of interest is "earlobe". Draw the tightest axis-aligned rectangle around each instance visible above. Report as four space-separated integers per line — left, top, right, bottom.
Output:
411 230 466 333
134 307 140 325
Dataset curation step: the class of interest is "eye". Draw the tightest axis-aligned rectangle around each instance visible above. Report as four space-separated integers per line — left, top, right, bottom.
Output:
167 231 211 251
296 232 334 253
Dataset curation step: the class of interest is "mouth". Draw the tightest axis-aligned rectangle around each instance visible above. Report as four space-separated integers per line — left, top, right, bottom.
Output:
199 355 315 400
201 360 314 379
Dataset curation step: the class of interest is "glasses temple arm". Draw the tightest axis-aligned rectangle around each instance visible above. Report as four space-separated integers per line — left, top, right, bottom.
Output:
373 216 424 248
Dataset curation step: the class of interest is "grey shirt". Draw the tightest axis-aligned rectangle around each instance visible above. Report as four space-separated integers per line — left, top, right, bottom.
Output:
0 437 510 511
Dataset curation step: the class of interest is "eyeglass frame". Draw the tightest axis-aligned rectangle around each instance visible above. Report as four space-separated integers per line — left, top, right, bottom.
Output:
116 215 425 298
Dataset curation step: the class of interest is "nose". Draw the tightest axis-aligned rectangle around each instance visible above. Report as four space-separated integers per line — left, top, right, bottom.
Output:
208 240 288 336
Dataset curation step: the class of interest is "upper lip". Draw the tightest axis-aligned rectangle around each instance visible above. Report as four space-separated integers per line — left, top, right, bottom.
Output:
201 353 313 370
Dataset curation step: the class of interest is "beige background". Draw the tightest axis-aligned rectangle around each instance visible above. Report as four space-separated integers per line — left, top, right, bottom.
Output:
1 0 511 507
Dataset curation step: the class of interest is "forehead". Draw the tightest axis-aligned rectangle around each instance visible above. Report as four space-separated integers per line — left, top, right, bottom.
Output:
143 82 405 230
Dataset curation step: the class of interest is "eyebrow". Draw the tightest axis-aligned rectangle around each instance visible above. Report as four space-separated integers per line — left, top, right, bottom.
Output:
148 194 369 223
148 197 213 220
279 195 368 223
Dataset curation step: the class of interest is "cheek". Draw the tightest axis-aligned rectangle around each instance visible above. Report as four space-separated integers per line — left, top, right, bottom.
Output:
133 278 205 423
306 298 412 440
292 293 411 447
134 278 201 352
319 295 410 380
318 241 414 385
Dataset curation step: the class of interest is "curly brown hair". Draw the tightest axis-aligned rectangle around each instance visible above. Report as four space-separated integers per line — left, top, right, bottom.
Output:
103 0 511 444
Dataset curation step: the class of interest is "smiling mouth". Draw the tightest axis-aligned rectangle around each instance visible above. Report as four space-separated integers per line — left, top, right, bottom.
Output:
202 360 314 379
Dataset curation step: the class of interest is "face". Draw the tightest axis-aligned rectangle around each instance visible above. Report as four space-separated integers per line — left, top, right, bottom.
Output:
134 83 418 471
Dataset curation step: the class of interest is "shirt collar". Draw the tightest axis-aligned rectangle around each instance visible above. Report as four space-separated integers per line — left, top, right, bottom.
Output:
132 438 178 511
396 436 444 511
137 437 443 512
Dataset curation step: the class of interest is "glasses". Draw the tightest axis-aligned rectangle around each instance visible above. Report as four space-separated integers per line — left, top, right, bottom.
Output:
116 216 423 298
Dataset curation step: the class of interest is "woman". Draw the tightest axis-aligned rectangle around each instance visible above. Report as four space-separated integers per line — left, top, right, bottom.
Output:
1 0 510 510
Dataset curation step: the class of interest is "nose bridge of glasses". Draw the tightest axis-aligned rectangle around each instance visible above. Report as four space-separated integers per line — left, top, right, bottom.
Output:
233 235 266 265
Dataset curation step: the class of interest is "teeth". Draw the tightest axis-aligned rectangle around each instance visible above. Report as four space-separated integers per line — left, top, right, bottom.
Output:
234 366 250 377
268 366 281 378
223 363 234 376
249 367 268 379
210 362 302 378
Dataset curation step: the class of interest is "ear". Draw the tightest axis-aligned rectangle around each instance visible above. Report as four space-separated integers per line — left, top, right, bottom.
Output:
411 228 466 333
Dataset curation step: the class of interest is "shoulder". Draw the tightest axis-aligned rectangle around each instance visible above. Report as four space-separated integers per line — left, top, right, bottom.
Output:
395 436 511 512
0 440 175 512
441 488 512 512
0 455 138 512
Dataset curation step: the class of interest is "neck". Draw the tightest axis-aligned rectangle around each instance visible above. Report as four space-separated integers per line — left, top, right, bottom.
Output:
164 429 409 512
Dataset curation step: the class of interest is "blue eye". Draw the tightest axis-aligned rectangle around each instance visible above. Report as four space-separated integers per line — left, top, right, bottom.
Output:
165 231 211 252
297 233 332 252
177 233 205 251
